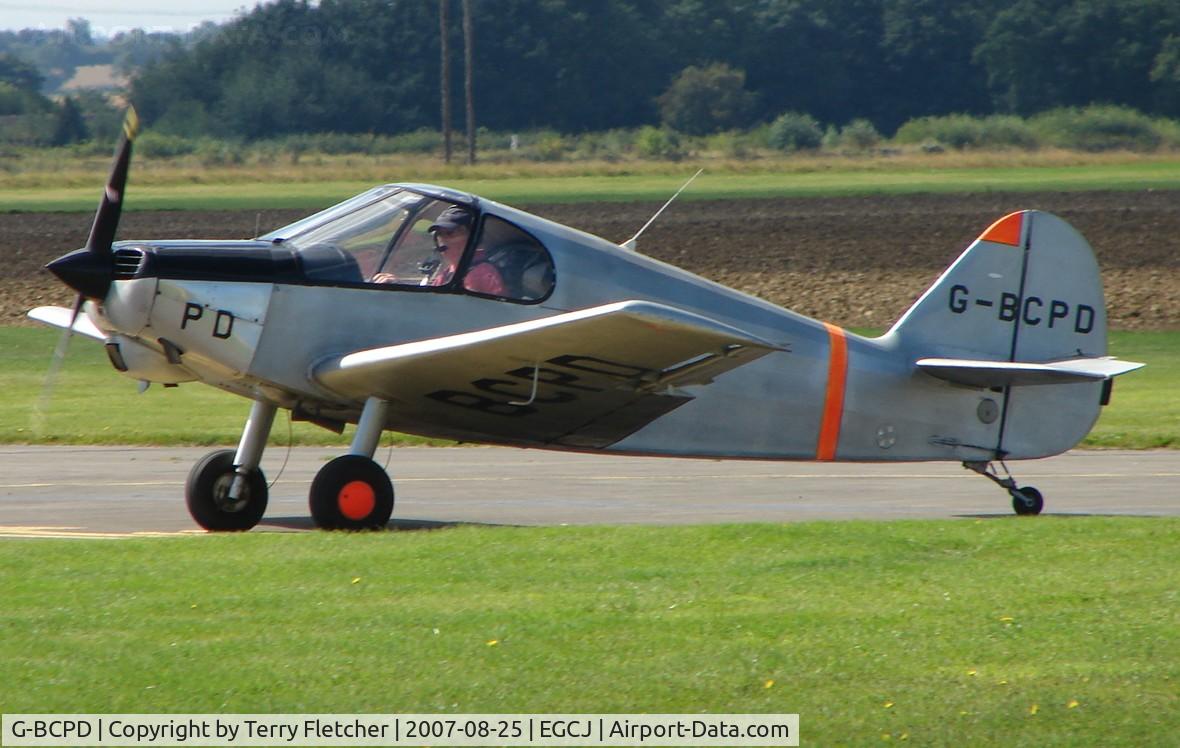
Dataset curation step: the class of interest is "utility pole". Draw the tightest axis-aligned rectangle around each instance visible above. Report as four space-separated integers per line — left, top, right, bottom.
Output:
462 0 476 164
439 0 452 163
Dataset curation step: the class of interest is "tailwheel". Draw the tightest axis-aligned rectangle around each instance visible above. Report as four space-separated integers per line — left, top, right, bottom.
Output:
185 449 268 531
1011 486 1044 516
963 460 1046 517
309 455 394 530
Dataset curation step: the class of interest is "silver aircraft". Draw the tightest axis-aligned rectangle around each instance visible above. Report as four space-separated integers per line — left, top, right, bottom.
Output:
32 111 1143 530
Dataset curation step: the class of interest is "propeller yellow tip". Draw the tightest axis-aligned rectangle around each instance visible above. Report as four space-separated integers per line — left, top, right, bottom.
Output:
123 106 140 141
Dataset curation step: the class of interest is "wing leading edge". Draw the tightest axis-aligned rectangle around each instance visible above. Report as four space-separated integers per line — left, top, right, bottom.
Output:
315 300 785 448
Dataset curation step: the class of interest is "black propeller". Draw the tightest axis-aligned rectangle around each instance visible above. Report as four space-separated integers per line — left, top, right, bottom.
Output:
33 107 139 436
46 106 140 303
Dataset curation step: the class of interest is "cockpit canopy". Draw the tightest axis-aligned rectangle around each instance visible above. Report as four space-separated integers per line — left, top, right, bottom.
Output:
263 186 555 303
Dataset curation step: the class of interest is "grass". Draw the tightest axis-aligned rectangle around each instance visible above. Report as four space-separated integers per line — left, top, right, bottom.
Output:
5 151 1180 211
1 327 1171 448
0 520 1176 744
1087 331 1180 448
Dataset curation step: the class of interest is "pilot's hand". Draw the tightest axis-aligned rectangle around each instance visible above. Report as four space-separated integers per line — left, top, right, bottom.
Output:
371 272 397 283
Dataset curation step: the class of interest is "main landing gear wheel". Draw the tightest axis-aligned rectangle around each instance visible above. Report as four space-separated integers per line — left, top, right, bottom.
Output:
1011 486 1044 516
185 449 268 531
309 455 394 530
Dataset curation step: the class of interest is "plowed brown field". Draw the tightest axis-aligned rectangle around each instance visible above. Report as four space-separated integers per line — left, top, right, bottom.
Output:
5 190 1178 329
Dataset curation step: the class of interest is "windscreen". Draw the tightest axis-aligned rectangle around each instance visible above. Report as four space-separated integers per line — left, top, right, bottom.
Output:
257 185 398 241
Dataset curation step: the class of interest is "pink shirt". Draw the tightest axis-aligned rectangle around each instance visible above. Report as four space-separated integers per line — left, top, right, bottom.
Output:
461 250 507 296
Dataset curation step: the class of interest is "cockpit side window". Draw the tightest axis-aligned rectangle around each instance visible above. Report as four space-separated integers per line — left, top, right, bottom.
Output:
371 201 472 287
285 190 553 299
465 215 555 302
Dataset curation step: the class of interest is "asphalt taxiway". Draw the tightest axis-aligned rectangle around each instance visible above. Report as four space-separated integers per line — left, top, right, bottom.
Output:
0 446 1176 537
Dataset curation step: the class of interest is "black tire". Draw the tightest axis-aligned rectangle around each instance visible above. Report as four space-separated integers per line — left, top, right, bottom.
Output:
1012 486 1044 516
185 449 268 531
309 455 394 530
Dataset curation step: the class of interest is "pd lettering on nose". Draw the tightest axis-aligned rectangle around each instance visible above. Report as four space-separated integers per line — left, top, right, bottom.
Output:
181 302 236 339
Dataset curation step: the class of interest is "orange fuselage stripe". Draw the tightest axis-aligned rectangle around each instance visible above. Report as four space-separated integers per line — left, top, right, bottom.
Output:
817 323 848 461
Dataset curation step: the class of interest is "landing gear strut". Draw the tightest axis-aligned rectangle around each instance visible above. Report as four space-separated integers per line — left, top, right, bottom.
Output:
309 397 394 530
186 400 276 531
963 461 1044 516
185 397 396 531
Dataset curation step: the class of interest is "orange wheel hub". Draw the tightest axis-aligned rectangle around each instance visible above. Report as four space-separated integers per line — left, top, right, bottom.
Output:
338 480 376 520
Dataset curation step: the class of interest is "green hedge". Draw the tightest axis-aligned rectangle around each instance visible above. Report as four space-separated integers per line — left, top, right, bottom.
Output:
8 105 1180 160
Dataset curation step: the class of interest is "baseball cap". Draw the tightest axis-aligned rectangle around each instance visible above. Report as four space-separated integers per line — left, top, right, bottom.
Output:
429 206 473 232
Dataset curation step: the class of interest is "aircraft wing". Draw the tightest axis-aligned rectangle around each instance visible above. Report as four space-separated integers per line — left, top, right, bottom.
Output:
314 300 784 448
916 356 1144 388
28 305 106 341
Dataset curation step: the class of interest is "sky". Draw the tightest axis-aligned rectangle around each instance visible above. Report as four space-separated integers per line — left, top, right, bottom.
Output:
0 1 267 35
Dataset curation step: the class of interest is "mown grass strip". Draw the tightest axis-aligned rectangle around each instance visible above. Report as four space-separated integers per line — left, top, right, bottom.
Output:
0 327 1171 448
5 160 1180 212
0 519 1175 745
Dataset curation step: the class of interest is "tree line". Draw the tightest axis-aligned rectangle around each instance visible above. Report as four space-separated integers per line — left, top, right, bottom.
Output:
0 19 206 145
0 18 206 91
6 0 1180 143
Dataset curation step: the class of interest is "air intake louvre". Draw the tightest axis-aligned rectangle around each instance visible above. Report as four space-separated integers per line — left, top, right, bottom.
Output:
113 248 146 279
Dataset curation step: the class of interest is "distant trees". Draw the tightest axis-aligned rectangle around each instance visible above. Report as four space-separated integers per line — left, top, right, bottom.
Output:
0 52 52 128
656 64 758 135
768 112 823 152
0 52 43 93
1152 35 1180 114
975 0 1180 116
0 18 167 91
126 0 678 137
0 51 93 145
51 96 88 145
5 0 1180 144
130 0 438 138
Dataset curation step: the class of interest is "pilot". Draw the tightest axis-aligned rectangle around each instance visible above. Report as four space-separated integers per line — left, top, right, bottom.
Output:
374 206 506 296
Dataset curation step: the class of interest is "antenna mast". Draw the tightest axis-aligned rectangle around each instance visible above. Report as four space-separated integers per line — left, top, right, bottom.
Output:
621 168 703 251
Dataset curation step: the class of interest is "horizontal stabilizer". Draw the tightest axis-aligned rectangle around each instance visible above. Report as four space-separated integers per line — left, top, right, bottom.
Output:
28 305 105 341
916 356 1145 388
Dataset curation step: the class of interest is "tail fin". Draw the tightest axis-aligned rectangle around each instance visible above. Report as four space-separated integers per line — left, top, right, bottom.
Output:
888 210 1108 361
885 210 1142 458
